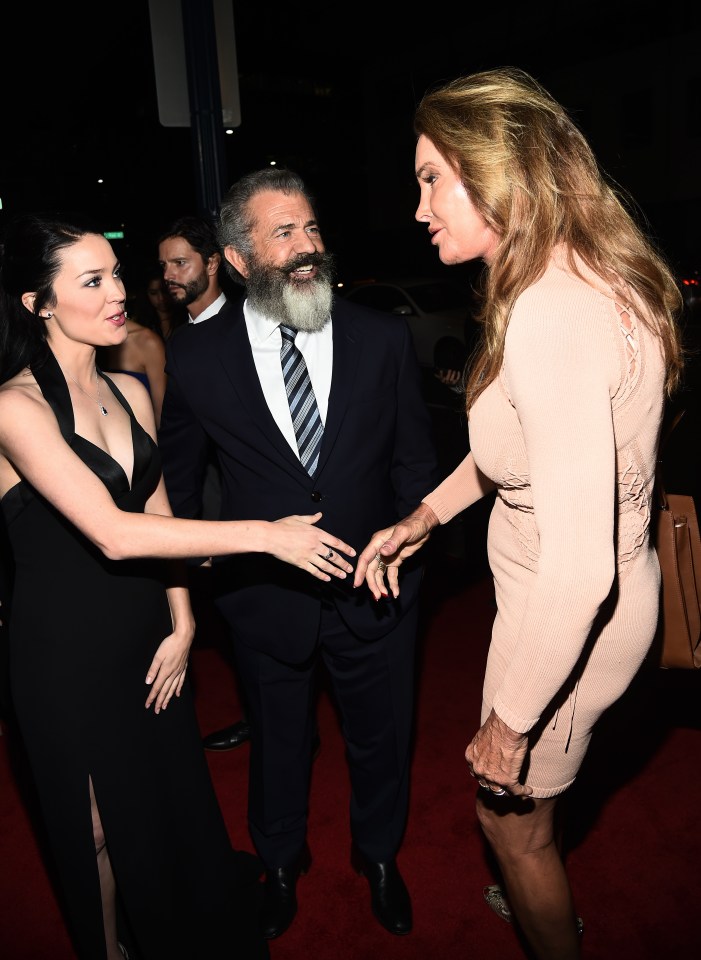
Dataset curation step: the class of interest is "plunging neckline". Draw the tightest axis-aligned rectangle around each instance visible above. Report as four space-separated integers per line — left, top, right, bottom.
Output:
74 421 137 492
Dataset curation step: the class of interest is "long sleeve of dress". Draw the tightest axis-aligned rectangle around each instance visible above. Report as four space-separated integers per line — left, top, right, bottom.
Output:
490 282 620 730
423 451 494 523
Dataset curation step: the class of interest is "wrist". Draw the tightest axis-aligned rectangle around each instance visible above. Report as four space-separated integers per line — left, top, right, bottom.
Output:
416 501 440 532
256 520 274 556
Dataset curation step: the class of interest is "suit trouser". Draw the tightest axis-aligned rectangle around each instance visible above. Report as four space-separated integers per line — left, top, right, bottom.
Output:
232 598 419 868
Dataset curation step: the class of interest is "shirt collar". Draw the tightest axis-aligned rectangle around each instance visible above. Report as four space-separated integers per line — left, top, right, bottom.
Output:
188 290 228 324
243 298 331 344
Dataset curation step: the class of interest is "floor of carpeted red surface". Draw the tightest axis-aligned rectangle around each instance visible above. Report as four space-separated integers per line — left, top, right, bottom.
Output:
2 545 700 959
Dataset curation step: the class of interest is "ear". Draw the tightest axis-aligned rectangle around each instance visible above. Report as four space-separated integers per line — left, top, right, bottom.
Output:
207 252 222 277
224 245 248 279
21 292 37 314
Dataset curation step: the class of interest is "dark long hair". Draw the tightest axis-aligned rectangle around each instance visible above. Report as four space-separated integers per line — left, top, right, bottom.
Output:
0 214 96 383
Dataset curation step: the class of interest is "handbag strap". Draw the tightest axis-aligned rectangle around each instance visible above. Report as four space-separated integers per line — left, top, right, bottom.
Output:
655 408 686 510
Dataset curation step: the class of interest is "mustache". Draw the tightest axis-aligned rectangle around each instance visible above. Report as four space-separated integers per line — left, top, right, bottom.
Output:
279 251 327 274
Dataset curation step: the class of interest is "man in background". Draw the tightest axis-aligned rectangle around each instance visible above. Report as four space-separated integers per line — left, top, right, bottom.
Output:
157 215 251 750
158 215 233 325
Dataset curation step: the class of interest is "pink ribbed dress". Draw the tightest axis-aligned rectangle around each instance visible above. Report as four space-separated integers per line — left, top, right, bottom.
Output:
423 249 666 796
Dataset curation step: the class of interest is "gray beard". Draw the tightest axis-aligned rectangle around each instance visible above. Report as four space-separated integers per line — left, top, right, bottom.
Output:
245 259 334 333
279 280 332 332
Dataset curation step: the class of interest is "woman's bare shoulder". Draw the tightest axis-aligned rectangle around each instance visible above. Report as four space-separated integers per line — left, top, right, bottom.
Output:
129 322 166 355
0 370 44 411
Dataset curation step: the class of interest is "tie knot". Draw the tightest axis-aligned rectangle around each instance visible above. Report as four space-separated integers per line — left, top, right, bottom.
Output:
280 324 297 344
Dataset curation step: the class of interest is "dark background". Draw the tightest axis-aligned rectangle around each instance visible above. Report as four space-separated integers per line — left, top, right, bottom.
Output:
1 0 700 291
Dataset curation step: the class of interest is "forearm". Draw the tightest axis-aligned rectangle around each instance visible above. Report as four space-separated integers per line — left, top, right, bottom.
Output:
422 452 495 524
96 512 275 562
165 580 196 639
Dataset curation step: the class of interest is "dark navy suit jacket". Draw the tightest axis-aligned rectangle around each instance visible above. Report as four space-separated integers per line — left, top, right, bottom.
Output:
158 295 438 662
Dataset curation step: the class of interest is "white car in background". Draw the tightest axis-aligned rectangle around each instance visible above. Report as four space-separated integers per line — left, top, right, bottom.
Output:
341 277 476 368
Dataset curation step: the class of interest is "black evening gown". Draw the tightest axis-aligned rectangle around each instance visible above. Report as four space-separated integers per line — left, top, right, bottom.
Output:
2 351 266 960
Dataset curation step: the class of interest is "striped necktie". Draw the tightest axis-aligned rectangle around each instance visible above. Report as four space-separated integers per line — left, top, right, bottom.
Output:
279 324 323 475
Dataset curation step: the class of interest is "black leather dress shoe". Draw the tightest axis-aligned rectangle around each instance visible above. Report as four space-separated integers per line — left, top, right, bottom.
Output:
202 720 251 750
351 845 412 935
260 845 311 940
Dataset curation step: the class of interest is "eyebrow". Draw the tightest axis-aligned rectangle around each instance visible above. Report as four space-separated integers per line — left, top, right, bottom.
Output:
75 262 119 279
76 267 105 278
275 219 318 232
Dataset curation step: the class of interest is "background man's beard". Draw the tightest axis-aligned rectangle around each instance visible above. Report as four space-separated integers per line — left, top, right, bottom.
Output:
168 272 208 306
246 254 335 332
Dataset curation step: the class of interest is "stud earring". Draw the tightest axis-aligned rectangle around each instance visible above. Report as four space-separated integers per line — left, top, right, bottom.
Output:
45 312 53 318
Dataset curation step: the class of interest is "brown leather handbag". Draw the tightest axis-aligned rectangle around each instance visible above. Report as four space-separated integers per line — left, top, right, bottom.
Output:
650 410 701 668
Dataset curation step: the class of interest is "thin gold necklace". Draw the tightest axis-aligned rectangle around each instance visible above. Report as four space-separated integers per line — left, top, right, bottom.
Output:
65 368 109 416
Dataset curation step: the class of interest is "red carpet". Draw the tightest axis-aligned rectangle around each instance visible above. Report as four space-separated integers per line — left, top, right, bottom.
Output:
1 552 700 959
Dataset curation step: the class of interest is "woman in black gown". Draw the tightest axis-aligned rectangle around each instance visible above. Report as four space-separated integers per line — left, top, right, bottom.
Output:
0 215 355 960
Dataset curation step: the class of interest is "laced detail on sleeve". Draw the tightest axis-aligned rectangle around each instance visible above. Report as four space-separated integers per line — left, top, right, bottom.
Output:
614 303 650 572
616 302 639 403
617 445 650 571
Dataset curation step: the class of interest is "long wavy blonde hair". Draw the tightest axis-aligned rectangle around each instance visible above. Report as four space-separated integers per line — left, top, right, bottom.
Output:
414 67 684 409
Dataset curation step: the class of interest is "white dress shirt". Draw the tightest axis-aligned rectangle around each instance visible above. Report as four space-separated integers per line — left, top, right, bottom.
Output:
189 291 228 324
243 300 333 458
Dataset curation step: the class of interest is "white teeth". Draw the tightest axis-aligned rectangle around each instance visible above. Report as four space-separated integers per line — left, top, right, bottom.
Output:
295 265 313 273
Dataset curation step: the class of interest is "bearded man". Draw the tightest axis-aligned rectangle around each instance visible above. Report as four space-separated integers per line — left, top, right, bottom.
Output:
158 215 228 324
158 168 438 942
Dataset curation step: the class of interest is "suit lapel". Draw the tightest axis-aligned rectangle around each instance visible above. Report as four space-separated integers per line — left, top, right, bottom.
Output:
211 303 308 475
316 305 361 475
207 300 361 479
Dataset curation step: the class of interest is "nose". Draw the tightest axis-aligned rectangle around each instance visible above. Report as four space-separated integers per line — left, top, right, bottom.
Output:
107 275 126 302
415 201 432 224
295 231 320 254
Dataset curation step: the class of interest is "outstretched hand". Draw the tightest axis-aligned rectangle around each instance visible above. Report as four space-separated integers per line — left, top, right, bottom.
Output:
353 502 440 600
269 512 355 581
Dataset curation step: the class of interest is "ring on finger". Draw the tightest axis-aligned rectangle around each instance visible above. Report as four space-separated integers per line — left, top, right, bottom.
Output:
374 552 388 573
324 549 333 561
491 787 507 796
478 779 489 790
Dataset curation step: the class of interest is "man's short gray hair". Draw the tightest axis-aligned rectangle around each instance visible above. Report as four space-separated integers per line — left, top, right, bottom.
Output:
217 168 316 286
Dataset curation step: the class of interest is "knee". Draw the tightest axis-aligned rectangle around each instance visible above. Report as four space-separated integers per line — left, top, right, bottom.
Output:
475 796 503 849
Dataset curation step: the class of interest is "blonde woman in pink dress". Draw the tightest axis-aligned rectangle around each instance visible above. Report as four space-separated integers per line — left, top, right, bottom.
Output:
354 68 684 960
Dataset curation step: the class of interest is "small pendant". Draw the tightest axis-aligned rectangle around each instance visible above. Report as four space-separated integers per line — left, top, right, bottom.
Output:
100 405 108 416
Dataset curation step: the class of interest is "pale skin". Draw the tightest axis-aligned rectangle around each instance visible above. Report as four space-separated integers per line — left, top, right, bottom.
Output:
353 136 582 959
0 232 355 960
